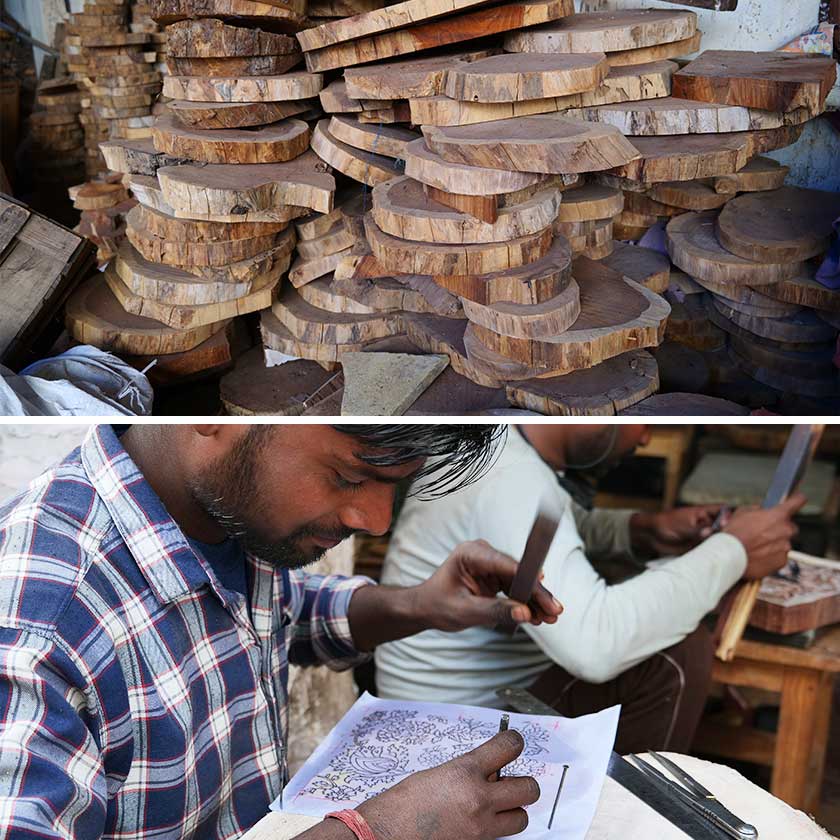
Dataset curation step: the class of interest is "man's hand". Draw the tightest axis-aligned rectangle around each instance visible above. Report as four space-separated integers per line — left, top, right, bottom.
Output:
723 493 807 580
416 540 563 632
630 505 723 557
357 729 538 840
348 540 562 651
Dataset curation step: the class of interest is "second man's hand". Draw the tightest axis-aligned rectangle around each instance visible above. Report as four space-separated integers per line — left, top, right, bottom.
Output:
348 540 563 651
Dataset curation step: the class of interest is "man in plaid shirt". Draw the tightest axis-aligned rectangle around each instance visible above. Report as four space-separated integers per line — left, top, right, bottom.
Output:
0 424 561 840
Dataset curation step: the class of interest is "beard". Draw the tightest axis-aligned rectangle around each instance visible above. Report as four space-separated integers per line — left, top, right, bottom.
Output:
186 429 354 569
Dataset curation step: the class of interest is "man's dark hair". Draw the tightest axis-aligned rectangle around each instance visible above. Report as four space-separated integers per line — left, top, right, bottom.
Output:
333 424 507 498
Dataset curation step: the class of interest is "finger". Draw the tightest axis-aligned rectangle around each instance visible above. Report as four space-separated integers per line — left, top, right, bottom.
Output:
491 776 541 812
529 582 562 620
468 729 525 777
779 492 807 516
456 541 520 587
494 808 530 837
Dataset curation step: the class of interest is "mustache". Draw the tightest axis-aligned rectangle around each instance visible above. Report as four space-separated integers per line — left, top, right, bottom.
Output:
292 524 359 543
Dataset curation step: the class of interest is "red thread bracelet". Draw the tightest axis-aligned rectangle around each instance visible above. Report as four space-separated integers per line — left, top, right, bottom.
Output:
325 809 377 840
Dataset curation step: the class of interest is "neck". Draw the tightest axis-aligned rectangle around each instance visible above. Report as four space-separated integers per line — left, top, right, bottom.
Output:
120 426 227 543
518 425 567 471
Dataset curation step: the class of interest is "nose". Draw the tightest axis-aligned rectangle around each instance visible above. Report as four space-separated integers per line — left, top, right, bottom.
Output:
339 483 395 537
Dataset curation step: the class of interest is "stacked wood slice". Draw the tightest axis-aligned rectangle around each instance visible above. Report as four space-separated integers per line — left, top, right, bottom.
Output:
28 78 86 194
69 175 137 264
666 192 840 403
64 0 164 178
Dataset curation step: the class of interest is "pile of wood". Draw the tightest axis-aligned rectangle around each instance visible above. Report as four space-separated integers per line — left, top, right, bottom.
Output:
64 0 330 387
51 2 839 414
63 0 164 178
69 175 136 265
28 78 85 195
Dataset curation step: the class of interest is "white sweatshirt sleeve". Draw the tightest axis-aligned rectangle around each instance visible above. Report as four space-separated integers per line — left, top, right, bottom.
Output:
473 462 748 685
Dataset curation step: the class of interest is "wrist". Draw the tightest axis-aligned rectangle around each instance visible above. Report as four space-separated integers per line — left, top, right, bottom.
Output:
629 511 658 555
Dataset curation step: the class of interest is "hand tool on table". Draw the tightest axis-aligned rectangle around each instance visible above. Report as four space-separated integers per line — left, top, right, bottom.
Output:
498 688 752 840
629 752 757 840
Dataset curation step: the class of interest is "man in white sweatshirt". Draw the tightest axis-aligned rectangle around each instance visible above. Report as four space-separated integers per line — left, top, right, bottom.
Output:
375 425 805 754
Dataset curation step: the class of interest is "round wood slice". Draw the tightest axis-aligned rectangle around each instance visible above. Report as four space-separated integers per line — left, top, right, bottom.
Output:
555 183 623 222
311 120 400 186
719 156 788 193
760 272 840 314
671 50 837 114
73 182 129 210
460 278 580 339
165 17 299 58
105 265 278 329
651 341 710 393
327 116 418 159
506 348 658 415
421 115 640 175
271 285 402 344
220 347 341 416
648 179 730 211
465 256 670 372
443 53 609 103
708 291 798 320
554 217 612 238
728 332 837 379
429 234 573 305
132 202 288 242
261 309 367 364
168 99 312 130
689 272 801 316
151 0 307 27
157 151 336 218
332 274 437 314
126 206 296 267
365 214 553 276
566 96 811 136
295 221 356 260
600 241 670 293
127 328 234 387
664 294 727 351
166 54 301 77
113 242 255 305
710 297 837 345
620 189 682 218
344 50 494 100
729 339 839 399
403 137 543 196
565 220 613 256
162 72 323 103
371 177 561 245
152 113 310 164
666 210 806 287
66 273 226 355
601 31 702 69
289 248 353 288
620 393 749 416
296 274 381 314
503 9 696 54
410 59 676 127
716 186 840 264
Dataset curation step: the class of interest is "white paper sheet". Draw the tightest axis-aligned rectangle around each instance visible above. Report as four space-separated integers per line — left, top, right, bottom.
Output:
272 692 619 840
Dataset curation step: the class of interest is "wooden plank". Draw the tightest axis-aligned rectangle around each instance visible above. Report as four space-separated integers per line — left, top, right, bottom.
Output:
421 114 640 175
0 200 30 254
666 210 807 286
302 0 574 73
506 348 659 415
297 0 511 52
600 30 702 68
672 50 837 113
410 59 676 126
716 186 840 264
503 9 697 54
327 116 418 159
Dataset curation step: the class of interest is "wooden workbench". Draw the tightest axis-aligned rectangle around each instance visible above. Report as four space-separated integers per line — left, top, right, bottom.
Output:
240 752 830 839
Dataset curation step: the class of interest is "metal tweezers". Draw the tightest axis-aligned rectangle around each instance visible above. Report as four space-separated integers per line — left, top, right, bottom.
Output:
629 752 759 840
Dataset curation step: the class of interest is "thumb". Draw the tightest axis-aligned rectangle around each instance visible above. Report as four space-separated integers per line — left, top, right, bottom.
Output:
462 594 531 628
468 729 525 777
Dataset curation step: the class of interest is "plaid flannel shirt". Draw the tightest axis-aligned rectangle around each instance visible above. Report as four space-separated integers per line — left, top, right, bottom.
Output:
0 425 372 839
